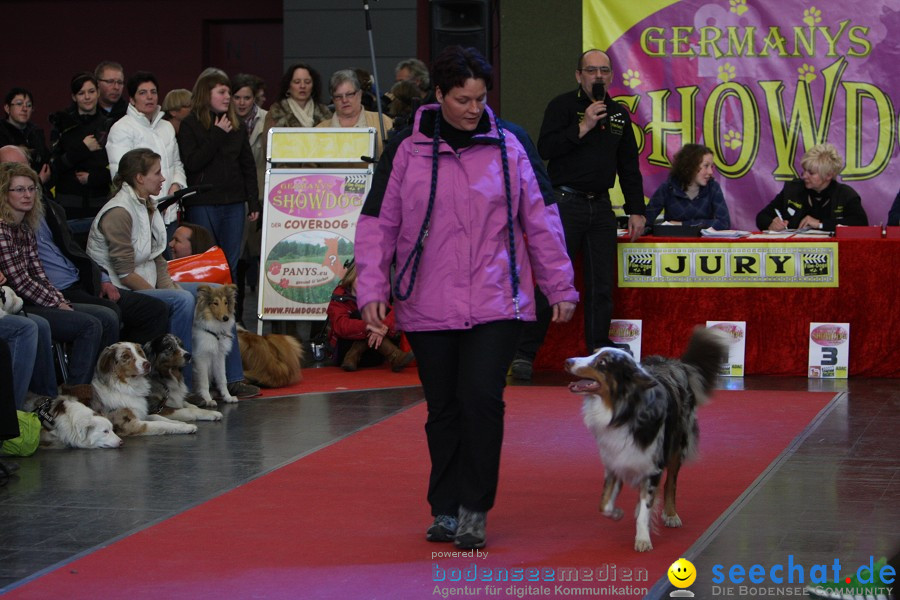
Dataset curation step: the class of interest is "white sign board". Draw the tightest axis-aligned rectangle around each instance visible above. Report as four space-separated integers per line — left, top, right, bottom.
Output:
609 319 642 360
808 322 850 379
707 321 747 377
257 169 371 322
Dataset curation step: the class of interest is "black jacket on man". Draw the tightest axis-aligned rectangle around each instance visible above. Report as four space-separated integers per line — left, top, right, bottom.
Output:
537 87 644 215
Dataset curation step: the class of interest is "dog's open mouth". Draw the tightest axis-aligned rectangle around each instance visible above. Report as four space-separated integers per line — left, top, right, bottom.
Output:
568 379 601 393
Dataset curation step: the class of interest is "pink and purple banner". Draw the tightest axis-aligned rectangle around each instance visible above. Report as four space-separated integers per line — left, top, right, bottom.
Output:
585 0 899 230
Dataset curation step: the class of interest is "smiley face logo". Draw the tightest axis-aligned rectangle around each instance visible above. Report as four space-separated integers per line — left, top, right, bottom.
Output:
668 558 697 588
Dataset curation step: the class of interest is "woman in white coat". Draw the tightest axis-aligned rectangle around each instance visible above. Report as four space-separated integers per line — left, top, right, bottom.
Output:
106 71 187 245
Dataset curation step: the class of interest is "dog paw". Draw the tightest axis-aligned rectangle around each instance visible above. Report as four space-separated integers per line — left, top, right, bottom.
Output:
221 395 239 404
199 411 223 421
664 513 683 528
602 508 625 521
180 424 198 434
634 538 653 552
196 396 217 408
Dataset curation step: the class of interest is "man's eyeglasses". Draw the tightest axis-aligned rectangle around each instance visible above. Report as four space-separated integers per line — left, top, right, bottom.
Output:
579 66 612 75
8 186 37 195
98 78 125 86
332 90 360 101
9 100 33 109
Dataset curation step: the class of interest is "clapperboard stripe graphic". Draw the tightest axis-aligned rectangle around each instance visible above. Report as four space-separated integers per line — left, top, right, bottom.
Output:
802 254 828 265
627 253 654 276
345 174 368 193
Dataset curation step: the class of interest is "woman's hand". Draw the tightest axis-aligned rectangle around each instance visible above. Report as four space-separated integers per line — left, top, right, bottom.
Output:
214 114 233 133
168 183 182 196
362 301 388 331
75 171 90 185
58 302 74 311
551 301 576 323
798 215 822 230
769 217 788 231
83 134 101 151
0 270 6 285
248 211 260 222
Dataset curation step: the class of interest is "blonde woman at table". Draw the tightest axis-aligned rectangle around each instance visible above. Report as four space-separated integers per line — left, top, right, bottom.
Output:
756 143 867 232
646 143 730 230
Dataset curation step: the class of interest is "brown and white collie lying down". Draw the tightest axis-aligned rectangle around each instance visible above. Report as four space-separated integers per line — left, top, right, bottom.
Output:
565 326 729 552
90 342 198 437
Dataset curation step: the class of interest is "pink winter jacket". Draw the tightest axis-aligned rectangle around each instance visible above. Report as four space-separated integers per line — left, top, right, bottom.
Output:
354 105 578 332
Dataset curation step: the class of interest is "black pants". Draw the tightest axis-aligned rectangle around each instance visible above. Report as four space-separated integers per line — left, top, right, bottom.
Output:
0 340 20 441
61 287 169 346
517 189 617 359
406 319 523 516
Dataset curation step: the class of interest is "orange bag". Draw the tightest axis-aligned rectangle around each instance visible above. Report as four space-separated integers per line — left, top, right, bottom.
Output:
167 246 232 284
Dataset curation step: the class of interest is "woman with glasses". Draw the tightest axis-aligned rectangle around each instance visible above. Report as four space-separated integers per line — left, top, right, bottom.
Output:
317 69 394 162
262 63 331 156
0 88 52 185
49 73 114 221
0 163 106 385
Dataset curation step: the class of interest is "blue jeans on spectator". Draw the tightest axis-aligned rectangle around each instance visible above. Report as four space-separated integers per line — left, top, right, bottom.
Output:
184 203 246 282
136 281 244 388
26 314 57 399
25 305 103 385
0 314 43 408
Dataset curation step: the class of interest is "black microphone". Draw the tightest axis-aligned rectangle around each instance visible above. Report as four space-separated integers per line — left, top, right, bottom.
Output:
591 82 609 129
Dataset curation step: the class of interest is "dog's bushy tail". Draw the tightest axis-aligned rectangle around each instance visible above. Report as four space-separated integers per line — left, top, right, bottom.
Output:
681 326 730 400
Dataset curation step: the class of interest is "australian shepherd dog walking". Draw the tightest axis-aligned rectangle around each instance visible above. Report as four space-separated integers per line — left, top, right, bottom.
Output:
565 326 729 552
192 284 238 406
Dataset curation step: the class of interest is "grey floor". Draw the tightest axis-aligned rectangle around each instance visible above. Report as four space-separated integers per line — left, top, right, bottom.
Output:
2 375 897 597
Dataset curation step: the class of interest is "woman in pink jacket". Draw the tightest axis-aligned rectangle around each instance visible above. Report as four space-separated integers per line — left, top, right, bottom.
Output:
355 46 578 550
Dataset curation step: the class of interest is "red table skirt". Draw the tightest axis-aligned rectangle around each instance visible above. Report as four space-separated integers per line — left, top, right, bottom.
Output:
534 237 899 377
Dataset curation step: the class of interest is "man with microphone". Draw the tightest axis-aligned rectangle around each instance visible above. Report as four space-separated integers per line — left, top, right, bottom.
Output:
510 49 646 379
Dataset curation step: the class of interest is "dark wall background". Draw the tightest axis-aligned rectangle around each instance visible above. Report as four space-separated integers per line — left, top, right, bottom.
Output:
499 1 581 144
1 0 283 135
2 0 578 151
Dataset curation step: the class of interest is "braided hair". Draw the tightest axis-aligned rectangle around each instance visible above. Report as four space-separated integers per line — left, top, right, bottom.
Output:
392 110 521 318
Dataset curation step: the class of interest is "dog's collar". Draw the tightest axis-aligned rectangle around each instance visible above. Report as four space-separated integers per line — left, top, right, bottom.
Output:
34 397 55 428
199 326 234 341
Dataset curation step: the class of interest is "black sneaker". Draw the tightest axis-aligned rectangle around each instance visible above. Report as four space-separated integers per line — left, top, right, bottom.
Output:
509 358 533 381
455 506 487 549
426 515 458 542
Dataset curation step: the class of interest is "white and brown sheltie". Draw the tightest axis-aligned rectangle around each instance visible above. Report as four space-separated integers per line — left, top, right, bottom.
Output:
565 326 729 552
143 333 223 422
192 284 238 406
237 327 303 388
91 342 198 436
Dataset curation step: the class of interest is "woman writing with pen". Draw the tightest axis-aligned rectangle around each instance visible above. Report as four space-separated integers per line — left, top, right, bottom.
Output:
756 143 868 232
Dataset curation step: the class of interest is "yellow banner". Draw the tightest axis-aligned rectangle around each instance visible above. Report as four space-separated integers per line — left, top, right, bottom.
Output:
268 128 375 162
618 242 839 287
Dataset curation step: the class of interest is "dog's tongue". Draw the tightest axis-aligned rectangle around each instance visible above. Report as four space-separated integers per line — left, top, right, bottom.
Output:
568 379 600 393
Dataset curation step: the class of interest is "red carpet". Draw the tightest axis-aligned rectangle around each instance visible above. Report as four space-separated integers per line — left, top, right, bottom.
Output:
6 389 832 600
258 365 421 397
